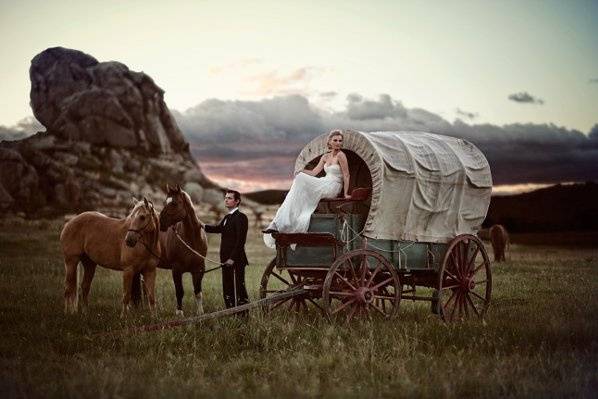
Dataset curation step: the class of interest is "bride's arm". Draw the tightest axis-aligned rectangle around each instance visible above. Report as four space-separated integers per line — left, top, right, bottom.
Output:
298 155 326 177
338 152 351 198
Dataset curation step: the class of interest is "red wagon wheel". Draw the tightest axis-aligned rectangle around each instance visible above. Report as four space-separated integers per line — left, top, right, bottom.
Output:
322 249 401 322
437 234 492 322
259 258 323 314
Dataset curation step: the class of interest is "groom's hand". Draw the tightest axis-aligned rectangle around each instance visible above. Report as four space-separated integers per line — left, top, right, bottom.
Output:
224 259 234 267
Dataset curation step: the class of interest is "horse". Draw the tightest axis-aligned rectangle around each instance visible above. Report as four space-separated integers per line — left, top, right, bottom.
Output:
489 224 510 262
157 184 208 316
60 198 161 315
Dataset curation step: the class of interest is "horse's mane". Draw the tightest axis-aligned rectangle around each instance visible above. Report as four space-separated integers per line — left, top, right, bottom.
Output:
180 191 202 230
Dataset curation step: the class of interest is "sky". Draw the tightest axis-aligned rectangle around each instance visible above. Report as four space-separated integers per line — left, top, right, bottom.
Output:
1 0 597 192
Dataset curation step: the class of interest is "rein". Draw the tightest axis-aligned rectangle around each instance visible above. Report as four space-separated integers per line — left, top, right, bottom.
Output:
172 228 224 272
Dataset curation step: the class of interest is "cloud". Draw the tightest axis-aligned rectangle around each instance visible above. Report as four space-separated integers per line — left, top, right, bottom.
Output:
243 67 327 96
319 91 337 99
455 108 479 120
508 91 545 105
175 93 598 187
0 116 44 141
589 78 598 84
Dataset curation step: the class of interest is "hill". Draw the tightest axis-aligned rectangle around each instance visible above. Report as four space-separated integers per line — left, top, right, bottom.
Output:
484 181 598 232
247 182 598 234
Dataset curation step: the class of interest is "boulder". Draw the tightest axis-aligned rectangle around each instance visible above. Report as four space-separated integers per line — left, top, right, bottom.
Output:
0 47 215 217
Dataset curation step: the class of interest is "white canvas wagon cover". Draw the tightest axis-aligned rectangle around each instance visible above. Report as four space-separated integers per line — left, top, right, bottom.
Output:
295 130 492 243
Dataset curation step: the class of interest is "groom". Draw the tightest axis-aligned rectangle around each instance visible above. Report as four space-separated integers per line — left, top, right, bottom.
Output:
203 190 249 310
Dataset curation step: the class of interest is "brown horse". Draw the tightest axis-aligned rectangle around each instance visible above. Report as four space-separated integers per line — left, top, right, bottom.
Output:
60 198 161 315
489 224 510 262
158 184 208 316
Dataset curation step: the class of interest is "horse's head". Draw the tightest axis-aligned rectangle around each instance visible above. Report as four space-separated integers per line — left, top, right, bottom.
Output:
125 197 159 248
159 184 190 231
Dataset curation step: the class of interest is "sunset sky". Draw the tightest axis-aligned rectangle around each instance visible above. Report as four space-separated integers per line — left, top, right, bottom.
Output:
1 0 597 192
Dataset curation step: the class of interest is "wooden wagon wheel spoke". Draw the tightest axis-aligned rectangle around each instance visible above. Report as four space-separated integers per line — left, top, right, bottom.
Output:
333 272 357 291
271 271 291 286
347 256 358 282
472 279 489 285
469 290 487 302
366 265 383 287
461 293 469 318
371 277 394 291
360 255 369 285
306 297 324 312
331 298 357 315
466 247 480 273
472 262 487 275
345 303 359 322
368 302 388 317
443 269 460 283
439 284 460 291
465 294 481 317
328 291 354 298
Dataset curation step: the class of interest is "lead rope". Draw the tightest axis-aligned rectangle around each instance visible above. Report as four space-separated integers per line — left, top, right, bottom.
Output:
172 228 224 273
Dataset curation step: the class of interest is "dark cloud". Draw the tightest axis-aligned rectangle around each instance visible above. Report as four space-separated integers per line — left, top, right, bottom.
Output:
455 108 479 120
175 94 598 186
508 91 545 105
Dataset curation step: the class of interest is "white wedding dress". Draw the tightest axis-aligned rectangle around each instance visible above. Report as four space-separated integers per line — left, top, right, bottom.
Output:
263 164 343 248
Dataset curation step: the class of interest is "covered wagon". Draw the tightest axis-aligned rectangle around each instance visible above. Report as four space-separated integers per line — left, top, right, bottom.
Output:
260 129 493 322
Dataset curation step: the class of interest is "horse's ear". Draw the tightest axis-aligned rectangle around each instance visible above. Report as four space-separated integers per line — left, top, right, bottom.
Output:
176 184 181 192
166 183 171 193
143 197 149 207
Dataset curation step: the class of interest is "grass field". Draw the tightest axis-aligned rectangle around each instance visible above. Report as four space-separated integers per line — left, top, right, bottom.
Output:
0 218 597 398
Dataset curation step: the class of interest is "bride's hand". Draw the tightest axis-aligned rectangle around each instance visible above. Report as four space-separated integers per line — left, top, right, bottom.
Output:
344 194 351 199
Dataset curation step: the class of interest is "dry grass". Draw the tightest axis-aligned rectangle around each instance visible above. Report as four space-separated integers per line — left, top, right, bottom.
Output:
0 218 597 398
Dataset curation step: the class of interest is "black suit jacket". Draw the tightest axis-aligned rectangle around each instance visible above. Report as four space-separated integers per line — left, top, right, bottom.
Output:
204 210 249 266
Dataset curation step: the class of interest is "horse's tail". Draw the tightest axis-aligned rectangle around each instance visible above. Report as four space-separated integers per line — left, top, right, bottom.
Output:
131 272 143 308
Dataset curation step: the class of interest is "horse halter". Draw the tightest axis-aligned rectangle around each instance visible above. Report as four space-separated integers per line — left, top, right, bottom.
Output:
127 217 152 235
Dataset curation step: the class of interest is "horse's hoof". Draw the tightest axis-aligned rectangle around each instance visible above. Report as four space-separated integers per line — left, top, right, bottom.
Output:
175 309 184 317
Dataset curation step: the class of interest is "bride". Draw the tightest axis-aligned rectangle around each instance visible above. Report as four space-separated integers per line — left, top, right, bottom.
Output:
263 130 351 248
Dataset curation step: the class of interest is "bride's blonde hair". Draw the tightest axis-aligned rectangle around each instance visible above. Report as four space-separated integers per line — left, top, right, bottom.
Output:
326 129 344 150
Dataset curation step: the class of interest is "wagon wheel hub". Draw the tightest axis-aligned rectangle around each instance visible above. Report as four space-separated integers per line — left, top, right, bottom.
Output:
461 277 475 291
355 287 374 304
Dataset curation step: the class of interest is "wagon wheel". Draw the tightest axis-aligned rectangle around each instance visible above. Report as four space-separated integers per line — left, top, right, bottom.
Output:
437 234 492 322
259 258 323 314
323 249 401 322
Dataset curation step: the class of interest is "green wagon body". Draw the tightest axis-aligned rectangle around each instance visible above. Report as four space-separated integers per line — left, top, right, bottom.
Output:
286 213 448 272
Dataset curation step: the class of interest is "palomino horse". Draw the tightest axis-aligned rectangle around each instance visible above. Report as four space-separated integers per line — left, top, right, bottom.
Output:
157 184 208 316
60 198 161 314
489 224 510 262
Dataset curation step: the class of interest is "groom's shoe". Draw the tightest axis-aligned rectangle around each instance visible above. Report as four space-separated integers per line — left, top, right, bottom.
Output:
262 228 278 234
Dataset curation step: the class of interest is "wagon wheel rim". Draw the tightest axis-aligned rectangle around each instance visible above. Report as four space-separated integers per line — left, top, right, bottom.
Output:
438 234 492 322
259 258 321 314
323 249 401 322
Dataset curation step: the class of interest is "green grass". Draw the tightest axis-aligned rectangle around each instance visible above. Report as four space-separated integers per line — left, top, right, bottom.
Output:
1 219 597 398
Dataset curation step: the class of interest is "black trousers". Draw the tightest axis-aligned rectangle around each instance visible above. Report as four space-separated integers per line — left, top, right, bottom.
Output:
222 263 249 309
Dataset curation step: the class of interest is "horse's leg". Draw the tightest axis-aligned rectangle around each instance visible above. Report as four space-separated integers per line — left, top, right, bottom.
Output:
172 269 184 316
131 272 144 309
121 268 135 317
191 270 204 315
63 255 79 314
142 268 157 316
79 255 96 313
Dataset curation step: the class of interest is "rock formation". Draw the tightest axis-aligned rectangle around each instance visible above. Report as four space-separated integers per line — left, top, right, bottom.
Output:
0 47 218 216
